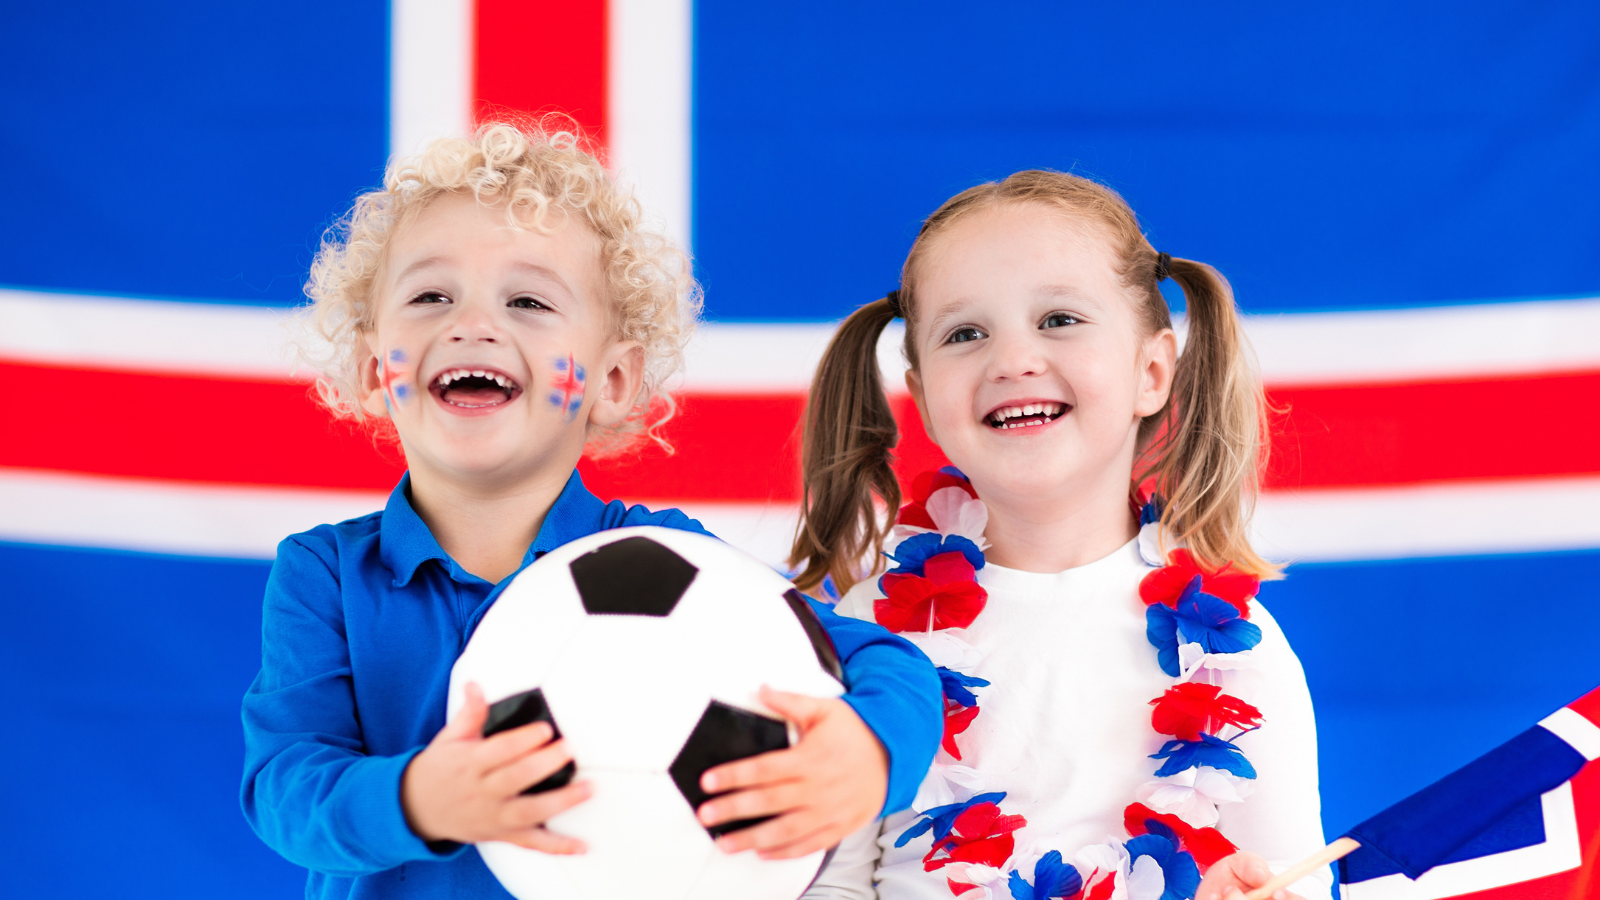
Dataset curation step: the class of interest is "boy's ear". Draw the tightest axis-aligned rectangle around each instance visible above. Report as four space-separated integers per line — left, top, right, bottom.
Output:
587 341 646 428
356 330 390 419
1134 327 1178 418
904 369 939 446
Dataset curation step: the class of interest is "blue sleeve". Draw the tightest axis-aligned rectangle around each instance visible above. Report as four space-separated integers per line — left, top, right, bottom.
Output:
806 597 942 815
240 535 460 876
625 503 942 816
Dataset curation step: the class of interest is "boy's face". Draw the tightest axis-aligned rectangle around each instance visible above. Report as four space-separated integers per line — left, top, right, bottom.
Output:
357 191 643 490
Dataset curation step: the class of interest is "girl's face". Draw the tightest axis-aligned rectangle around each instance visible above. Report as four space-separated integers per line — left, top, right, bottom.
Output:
906 202 1176 513
357 191 642 489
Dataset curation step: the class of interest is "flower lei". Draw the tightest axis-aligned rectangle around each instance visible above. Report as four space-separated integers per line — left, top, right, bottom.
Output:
874 468 1268 900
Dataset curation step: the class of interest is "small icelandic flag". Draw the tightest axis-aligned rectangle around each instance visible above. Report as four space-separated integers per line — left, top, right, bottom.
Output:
1337 686 1600 899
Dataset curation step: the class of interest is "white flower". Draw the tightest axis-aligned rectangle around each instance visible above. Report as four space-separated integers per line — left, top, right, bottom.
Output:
911 763 986 810
1076 840 1133 900
1137 520 1167 567
943 862 1010 900
888 523 934 548
1126 854 1166 900
925 487 991 549
1178 642 1264 699
1135 766 1256 827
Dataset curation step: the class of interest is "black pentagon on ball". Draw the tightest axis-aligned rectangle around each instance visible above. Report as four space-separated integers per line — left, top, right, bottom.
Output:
568 536 699 616
783 588 845 683
669 701 790 838
482 688 576 794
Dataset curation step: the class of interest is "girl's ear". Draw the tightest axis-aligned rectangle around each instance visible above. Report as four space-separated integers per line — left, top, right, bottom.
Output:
356 330 390 419
587 340 646 427
904 368 939 446
1135 327 1179 418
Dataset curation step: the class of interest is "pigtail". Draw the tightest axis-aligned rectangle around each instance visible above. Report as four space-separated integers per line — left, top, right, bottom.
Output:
1142 257 1283 580
788 297 902 595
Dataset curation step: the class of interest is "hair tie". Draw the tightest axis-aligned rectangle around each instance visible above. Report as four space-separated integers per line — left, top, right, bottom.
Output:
1154 252 1172 283
884 290 904 319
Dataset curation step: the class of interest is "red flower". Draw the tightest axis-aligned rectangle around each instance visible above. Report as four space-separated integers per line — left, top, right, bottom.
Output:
897 470 980 530
1138 549 1258 618
942 702 980 759
1123 802 1238 870
876 552 988 632
923 802 1027 871
1083 873 1117 900
1149 683 1263 741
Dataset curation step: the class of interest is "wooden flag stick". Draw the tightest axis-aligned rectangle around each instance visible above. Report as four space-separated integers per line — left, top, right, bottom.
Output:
1242 837 1361 900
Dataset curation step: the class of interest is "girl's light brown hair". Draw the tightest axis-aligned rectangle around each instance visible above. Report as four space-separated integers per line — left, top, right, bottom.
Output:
299 118 700 457
789 169 1280 594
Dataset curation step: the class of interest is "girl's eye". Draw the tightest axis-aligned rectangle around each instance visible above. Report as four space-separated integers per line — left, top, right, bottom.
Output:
947 326 986 344
508 295 549 310
411 291 450 305
1042 312 1079 329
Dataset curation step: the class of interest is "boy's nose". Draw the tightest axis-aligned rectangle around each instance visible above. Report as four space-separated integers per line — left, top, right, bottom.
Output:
446 304 503 342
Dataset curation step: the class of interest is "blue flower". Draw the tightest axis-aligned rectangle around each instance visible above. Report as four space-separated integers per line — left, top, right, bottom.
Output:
937 667 991 707
1146 603 1184 676
939 465 969 481
884 532 986 576
1124 833 1201 900
1146 576 1262 675
1139 495 1164 526
1150 733 1257 779
893 791 1007 848
1174 577 1262 653
1007 850 1083 900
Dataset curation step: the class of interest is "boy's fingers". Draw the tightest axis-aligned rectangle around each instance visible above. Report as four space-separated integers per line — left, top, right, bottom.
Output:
758 686 829 729
475 721 556 769
483 738 573 797
500 781 593 831
697 780 803 828
438 682 489 742
500 826 587 855
715 812 830 858
701 746 803 794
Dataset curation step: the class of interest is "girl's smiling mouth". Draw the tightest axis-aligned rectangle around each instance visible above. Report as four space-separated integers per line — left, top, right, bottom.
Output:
985 401 1069 430
429 367 523 410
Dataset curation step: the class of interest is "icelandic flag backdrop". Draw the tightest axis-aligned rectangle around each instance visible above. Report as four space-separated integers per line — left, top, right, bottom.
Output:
2 3 1599 898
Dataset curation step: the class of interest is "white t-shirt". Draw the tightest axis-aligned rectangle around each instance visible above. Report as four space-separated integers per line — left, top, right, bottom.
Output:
806 538 1332 900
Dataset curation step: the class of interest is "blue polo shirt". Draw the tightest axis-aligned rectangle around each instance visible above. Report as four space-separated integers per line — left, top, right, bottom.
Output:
241 471 940 899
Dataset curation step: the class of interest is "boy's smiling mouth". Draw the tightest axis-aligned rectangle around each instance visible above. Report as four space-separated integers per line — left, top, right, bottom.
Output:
986 401 1068 430
430 367 523 409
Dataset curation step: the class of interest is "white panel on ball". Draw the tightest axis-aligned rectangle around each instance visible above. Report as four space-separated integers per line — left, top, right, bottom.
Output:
540 616 717 772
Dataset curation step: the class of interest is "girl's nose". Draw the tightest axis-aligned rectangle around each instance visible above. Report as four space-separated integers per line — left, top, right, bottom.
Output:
985 330 1048 381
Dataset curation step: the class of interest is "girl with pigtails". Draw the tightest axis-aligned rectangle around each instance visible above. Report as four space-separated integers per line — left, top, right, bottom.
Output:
794 171 1329 900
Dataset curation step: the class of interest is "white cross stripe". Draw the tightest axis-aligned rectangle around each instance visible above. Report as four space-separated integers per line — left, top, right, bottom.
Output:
1539 706 1600 762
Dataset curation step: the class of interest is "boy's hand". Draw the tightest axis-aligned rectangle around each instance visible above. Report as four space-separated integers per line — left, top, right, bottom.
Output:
696 686 887 859
1196 852 1304 900
401 682 591 853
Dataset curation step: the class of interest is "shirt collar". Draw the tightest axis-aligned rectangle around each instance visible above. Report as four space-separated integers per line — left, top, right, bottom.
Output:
380 469 608 588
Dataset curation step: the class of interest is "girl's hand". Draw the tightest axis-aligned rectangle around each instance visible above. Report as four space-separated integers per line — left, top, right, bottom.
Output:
401 682 592 853
695 686 888 859
1196 852 1305 900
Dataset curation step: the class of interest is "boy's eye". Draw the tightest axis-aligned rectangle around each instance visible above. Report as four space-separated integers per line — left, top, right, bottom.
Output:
508 295 549 310
1041 312 1079 329
411 291 450 305
947 326 986 344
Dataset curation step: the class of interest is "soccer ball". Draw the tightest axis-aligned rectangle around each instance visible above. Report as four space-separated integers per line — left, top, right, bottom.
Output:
447 526 847 900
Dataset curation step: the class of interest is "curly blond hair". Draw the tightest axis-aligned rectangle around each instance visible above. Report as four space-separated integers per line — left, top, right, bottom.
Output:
298 119 701 457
